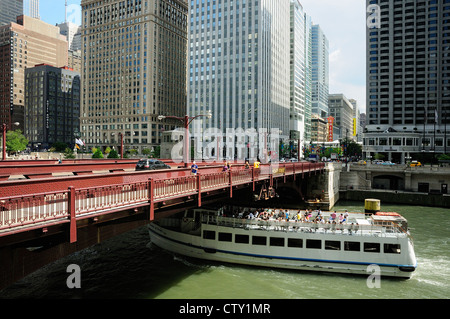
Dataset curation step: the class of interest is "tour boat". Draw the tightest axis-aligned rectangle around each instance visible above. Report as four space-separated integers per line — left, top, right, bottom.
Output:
148 207 417 278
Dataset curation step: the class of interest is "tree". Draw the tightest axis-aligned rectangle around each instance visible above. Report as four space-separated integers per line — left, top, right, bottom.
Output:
151 146 161 158
108 149 119 159
5 130 28 155
64 147 76 159
51 141 68 152
92 149 104 158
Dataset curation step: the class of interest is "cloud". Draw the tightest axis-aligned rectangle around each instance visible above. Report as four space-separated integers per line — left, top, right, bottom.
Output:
301 0 367 113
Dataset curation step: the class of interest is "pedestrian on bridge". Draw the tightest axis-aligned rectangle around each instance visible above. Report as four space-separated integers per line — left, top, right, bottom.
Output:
191 161 198 175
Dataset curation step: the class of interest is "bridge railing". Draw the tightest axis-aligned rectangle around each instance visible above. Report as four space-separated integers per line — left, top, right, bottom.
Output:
0 190 69 232
0 163 325 238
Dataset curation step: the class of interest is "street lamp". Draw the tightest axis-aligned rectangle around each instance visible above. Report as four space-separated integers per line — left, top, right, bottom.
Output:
2 122 20 161
158 111 212 167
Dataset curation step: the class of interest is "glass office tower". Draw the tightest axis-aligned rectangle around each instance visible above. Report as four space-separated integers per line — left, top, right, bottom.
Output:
188 0 292 159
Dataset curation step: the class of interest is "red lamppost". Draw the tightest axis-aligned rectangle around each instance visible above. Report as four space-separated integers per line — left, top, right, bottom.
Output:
2 122 20 161
158 111 212 167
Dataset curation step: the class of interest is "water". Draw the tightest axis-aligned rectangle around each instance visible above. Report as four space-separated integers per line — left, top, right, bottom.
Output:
0 201 449 299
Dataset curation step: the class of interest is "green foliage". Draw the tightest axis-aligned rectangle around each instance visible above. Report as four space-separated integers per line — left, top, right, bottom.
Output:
108 149 119 159
92 149 104 159
438 154 450 161
142 148 151 156
5 130 28 154
105 146 111 154
51 141 68 152
64 147 76 159
151 146 161 158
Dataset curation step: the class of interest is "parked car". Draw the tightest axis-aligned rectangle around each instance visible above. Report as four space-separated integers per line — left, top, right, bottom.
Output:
356 160 367 165
136 159 171 171
382 161 395 165
409 161 422 167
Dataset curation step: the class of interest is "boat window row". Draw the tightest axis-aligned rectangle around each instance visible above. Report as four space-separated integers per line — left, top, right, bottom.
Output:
203 230 401 254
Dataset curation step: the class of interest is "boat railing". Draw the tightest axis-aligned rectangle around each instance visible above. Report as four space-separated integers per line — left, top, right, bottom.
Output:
201 215 408 238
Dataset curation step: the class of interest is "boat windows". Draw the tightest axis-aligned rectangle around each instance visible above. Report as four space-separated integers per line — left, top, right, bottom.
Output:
235 234 249 244
384 243 401 254
203 230 215 240
364 242 380 253
288 238 303 248
218 232 232 242
344 241 361 252
306 239 322 249
252 236 267 246
325 240 341 251
270 237 285 247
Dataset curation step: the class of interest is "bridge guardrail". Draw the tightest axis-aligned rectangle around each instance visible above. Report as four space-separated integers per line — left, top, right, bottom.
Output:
0 162 325 241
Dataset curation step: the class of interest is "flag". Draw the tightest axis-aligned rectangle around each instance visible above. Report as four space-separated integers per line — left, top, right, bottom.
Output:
75 144 80 150
435 108 439 124
75 138 85 146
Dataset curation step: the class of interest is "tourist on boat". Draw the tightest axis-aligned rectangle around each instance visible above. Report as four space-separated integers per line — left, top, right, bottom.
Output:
222 162 228 172
330 211 337 221
245 160 250 169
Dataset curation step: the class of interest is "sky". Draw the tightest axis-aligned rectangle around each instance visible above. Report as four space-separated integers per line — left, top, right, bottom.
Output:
38 0 367 113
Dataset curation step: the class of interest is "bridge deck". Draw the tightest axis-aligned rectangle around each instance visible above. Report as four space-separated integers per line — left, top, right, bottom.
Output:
0 162 325 243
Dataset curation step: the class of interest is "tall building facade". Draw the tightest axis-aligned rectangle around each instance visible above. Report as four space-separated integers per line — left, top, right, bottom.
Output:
0 15 68 132
25 64 80 150
26 0 40 19
0 0 23 26
289 0 312 154
328 94 354 141
80 0 188 154
188 0 292 159
57 22 82 51
365 0 450 163
311 24 329 119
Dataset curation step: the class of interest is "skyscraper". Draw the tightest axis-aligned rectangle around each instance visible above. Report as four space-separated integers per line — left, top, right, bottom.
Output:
188 0 292 159
289 0 311 153
364 0 450 162
0 15 68 132
0 0 23 26
80 0 188 154
25 64 80 150
311 24 329 119
27 0 40 19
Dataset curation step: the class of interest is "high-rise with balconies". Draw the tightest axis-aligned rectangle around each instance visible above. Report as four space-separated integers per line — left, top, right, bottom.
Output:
365 0 450 163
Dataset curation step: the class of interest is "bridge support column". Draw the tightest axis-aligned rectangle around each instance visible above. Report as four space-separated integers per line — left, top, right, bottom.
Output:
148 178 154 221
252 167 255 191
68 186 77 244
229 171 233 198
197 173 202 207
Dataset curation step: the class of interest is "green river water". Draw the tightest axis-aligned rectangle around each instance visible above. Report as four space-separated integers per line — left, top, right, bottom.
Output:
0 201 448 300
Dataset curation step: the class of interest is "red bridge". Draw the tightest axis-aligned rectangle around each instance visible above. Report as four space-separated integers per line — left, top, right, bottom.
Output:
0 160 324 289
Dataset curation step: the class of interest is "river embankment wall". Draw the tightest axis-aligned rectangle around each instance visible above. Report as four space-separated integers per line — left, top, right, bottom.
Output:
340 189 450 209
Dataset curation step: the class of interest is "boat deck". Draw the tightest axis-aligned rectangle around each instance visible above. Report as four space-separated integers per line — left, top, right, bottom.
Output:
199 210 410 239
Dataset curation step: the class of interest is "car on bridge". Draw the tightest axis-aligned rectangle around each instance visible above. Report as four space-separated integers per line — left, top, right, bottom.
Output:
136 159 171 171
409 161 422 167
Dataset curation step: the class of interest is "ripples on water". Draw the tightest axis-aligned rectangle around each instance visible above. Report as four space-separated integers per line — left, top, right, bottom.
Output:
0 201 449 299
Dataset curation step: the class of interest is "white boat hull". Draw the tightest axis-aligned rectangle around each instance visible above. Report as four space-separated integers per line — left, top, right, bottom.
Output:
148 222 416 279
